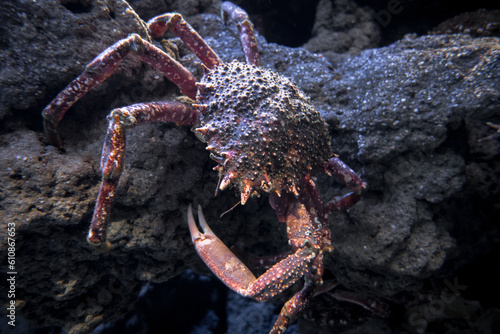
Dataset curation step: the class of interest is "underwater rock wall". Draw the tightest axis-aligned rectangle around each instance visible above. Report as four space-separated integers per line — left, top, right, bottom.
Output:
0 0 498 333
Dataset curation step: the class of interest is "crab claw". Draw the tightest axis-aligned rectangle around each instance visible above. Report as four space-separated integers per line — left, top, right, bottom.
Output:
187 204 216 243
187 204 256 293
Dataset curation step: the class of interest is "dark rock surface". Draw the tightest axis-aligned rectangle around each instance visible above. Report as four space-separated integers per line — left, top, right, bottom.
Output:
0 1 499 334
303 0 382 66
429 8 500 38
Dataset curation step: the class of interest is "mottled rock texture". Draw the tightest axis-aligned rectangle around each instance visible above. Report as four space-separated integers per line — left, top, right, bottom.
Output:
0 0 499 333
303 0 381 66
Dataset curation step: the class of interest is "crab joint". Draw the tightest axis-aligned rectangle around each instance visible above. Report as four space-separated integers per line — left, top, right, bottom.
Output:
107 109 137 128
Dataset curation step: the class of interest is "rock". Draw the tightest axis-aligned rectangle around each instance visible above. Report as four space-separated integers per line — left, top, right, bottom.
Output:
430 9 500 37
303 0 381 66
0 0 498 333
0 0 149 121
0 1 218 333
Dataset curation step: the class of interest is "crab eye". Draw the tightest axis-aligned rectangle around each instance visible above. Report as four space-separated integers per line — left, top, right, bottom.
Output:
209 153 225 165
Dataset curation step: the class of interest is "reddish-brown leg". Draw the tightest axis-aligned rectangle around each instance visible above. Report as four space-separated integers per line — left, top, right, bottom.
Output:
270 273 317 334
147 13 222 69
221 1 261 67
42 34 198 147
267 180 333 333
88 101 198 249
324 156 367 212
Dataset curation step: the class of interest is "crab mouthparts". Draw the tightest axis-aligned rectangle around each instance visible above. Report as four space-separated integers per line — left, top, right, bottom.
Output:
216 169 256 205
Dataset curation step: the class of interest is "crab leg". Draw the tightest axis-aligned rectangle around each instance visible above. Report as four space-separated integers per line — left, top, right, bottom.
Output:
87 101 198 250
42 34 198 148
324 156 367 212
271 273 317 334
188 205 317 302
147 13 222 69
221 1 261 67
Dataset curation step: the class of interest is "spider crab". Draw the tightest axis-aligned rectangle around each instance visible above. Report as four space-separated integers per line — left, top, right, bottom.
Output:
42 2 366 333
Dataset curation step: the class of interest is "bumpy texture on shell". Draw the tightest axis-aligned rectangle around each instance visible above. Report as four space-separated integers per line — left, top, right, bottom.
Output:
194 60 331 200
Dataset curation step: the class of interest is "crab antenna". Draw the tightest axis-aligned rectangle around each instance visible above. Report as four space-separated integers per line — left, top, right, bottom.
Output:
220 200 241 218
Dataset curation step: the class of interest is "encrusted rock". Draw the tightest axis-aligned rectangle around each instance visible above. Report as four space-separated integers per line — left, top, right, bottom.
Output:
0 1 498 333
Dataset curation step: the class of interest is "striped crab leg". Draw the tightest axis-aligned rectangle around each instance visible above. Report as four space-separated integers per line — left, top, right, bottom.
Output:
221 1 261 67
88 101 198 250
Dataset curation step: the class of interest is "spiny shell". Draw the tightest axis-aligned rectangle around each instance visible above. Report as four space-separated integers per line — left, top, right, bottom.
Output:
194 60 331 201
